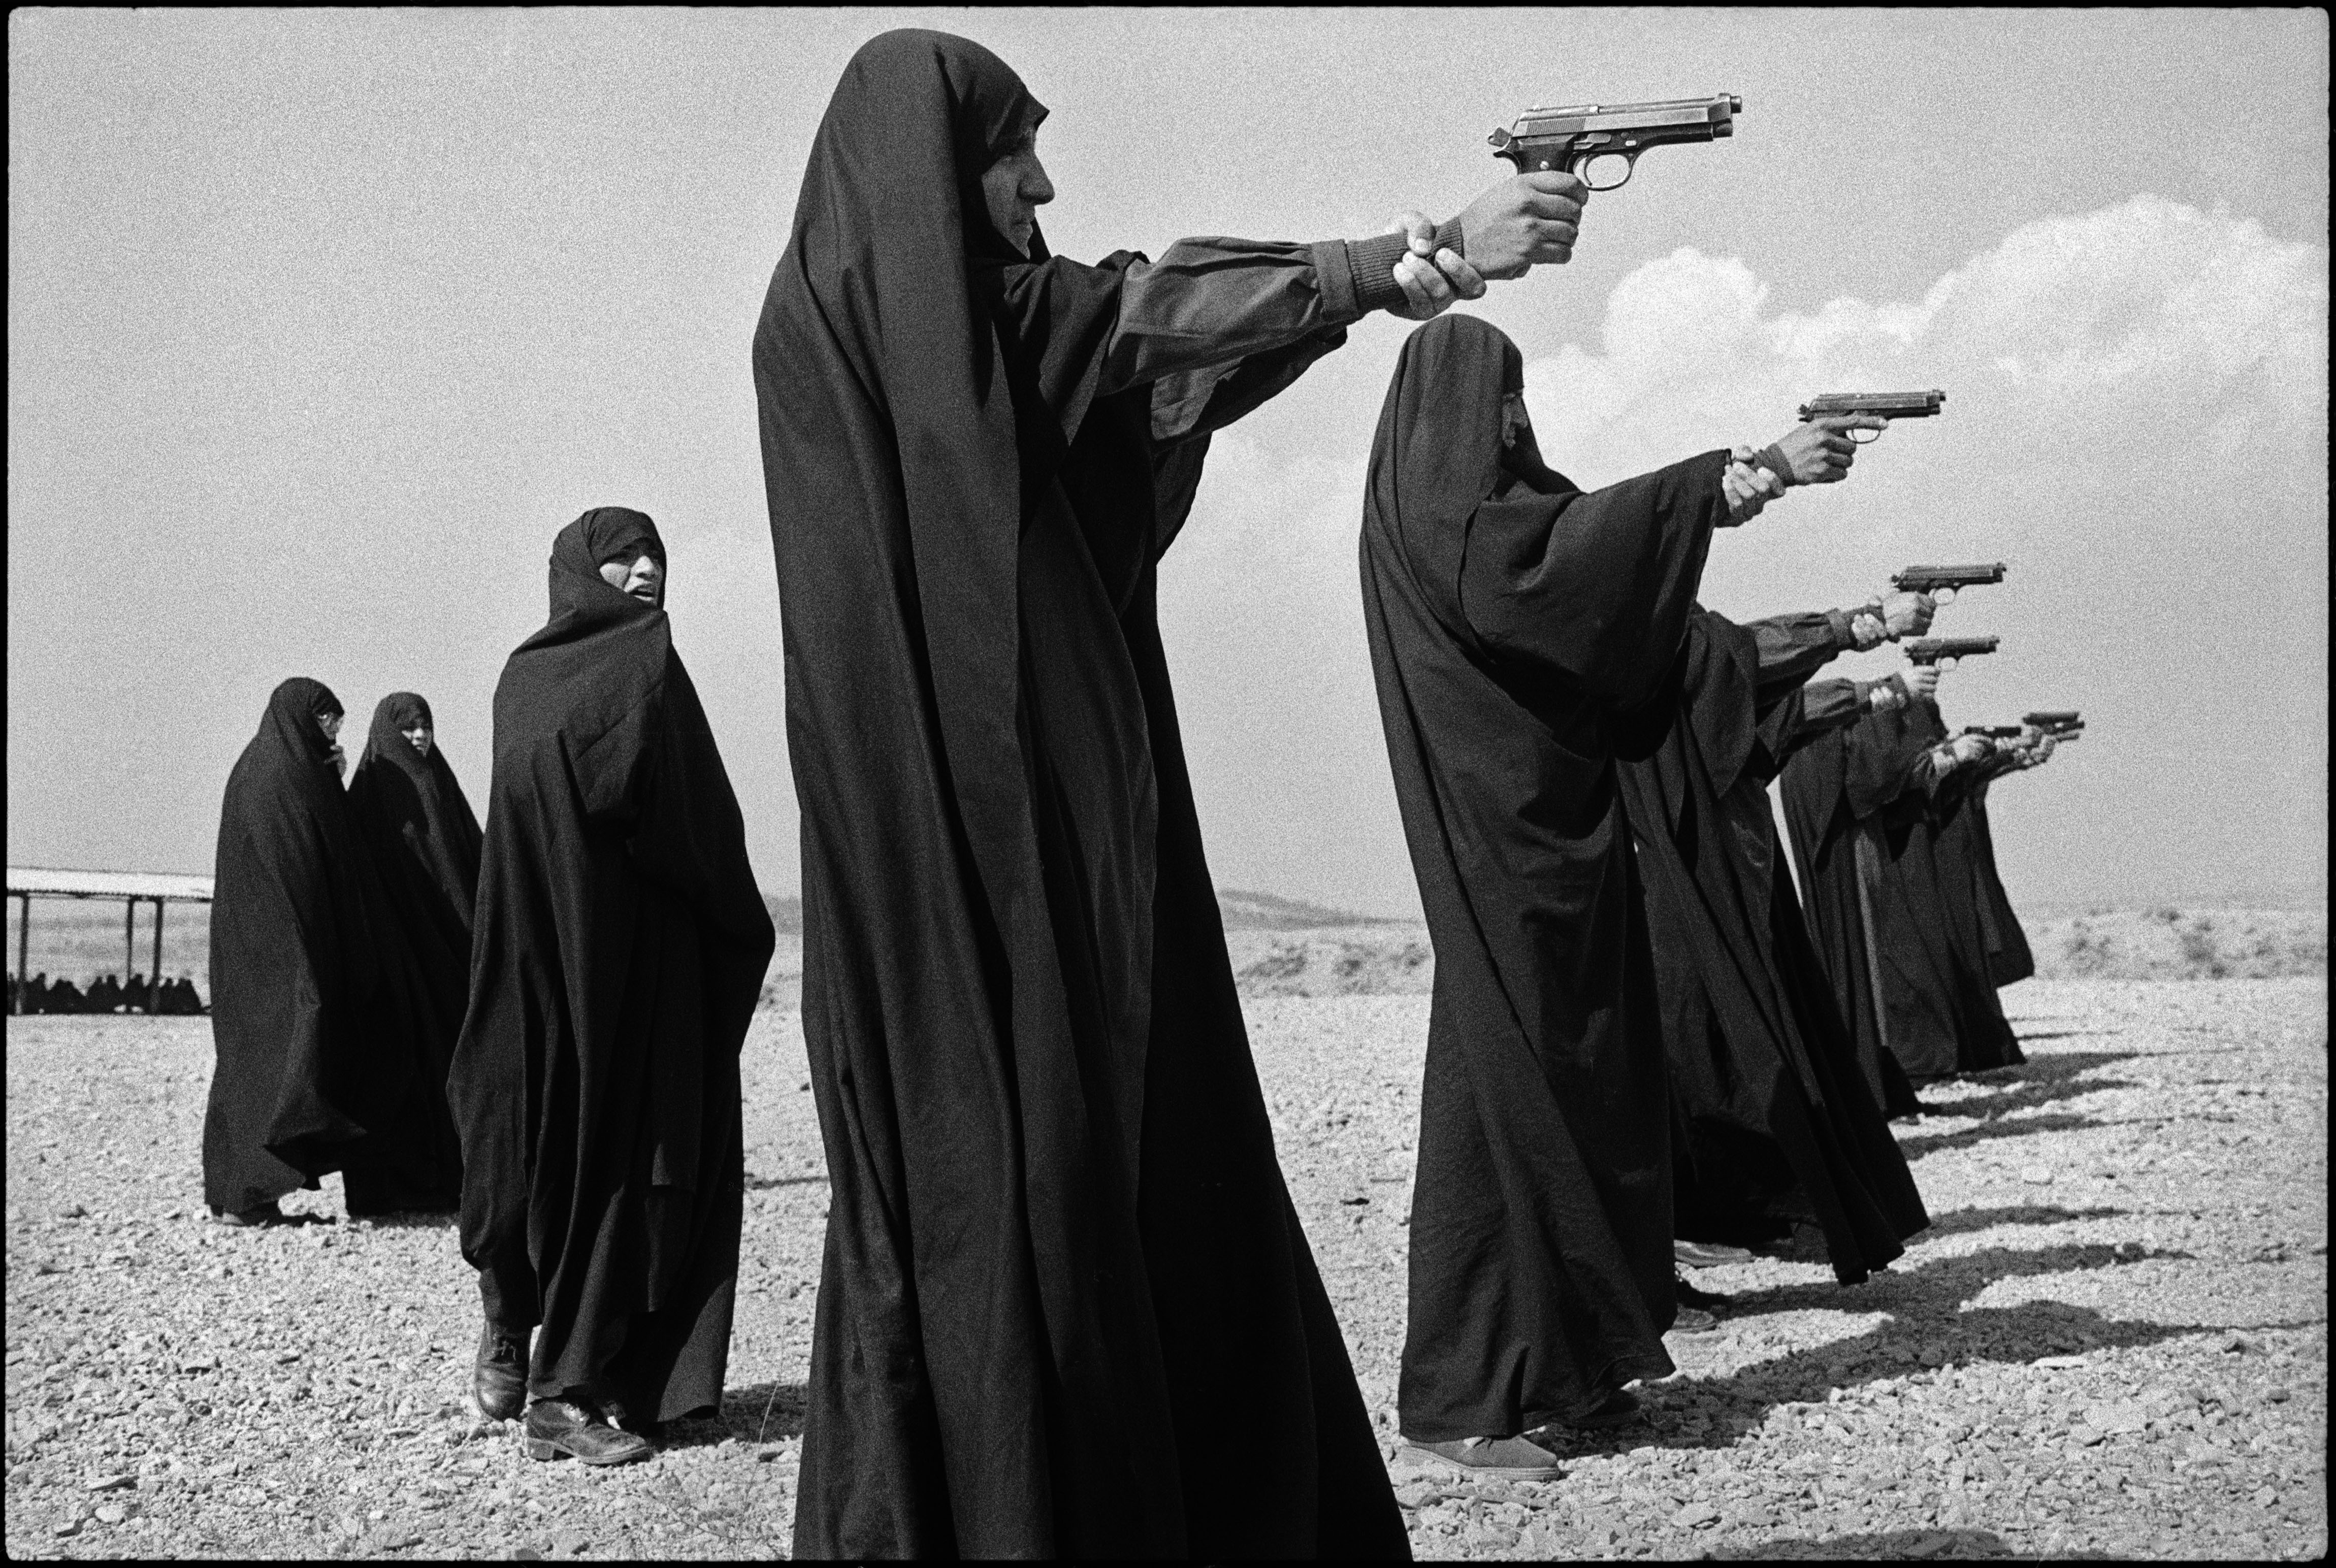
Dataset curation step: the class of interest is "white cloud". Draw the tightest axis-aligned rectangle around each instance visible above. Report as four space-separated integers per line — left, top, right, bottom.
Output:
1524 194 2327 489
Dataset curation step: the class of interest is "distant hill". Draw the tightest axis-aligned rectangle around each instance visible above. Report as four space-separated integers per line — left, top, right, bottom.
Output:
761 887 1387 940
1215 888 1396 931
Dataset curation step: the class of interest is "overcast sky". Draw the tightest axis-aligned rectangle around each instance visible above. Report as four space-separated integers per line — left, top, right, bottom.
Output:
9 8 2328 917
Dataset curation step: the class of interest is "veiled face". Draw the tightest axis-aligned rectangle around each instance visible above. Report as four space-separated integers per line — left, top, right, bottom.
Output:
980 128 1054 258
598 550 665 607
402 725 433 759
1499 391 1533 450
316 711 342 742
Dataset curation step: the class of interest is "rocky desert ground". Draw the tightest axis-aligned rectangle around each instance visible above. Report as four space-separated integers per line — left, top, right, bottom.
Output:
4 942 2325 1560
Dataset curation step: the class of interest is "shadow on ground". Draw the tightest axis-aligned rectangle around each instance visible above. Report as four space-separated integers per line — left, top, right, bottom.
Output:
1543 1241 2216 1460
352 1212 460 1232
1710 1525 2031 1559
1896 1111 2108 1159
707 1380 807 1446
1916 1204 2127 1238
1906 1050 2143 1124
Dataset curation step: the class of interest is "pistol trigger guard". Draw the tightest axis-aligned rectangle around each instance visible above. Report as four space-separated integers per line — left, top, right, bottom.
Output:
1848 428 1883 445
1565 148 1634 191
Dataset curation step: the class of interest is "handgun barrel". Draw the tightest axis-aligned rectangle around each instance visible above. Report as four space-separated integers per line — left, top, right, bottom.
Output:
1905 636 2000 662
1799 389 1947 421
1893 562 2007 587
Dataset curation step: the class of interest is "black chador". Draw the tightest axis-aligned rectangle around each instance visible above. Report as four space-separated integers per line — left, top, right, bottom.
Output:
755 29 1410 1560
1615 609 1928 1281
1933 753 2035 987
1360 315 1726 1444
203 678 413 1219
1779 703 2024 1085
447 509 774 1429
340 693 479 1215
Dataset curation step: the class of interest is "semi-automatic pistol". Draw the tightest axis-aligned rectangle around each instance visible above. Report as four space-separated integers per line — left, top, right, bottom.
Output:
1488 94 1740 190
1800 389 1946 443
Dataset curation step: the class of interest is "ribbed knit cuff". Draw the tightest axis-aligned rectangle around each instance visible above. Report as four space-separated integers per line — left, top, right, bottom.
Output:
1345 220 1467 314
1824 607 1858 648
1754 443 1796 487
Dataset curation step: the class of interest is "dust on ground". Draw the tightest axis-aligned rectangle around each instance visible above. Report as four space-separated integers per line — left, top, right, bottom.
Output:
6 976 2326 1560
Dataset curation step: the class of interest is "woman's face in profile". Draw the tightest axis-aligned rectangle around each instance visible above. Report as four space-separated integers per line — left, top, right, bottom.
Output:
402 724 433 759
980 129 1055 258
1499 391 1532 451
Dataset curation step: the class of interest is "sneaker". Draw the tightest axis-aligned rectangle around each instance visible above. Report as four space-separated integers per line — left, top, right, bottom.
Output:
1673 1238 1754 1268
1403 1433 1562 1481
473 1323 529 1423
522 1397 654 1466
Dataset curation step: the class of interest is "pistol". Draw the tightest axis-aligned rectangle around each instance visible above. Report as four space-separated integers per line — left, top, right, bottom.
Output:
2023 709 2085 739
1489 94 1740 191
1962 725 2025 740
1904 635 1998 667
1800 389 1946 444
1892 562 2005 603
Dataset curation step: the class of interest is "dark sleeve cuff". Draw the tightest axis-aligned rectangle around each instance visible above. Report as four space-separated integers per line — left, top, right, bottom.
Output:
1311 239 1362 326
1825 607 1858 648
1754 443 1796 487
1342 220 1466 315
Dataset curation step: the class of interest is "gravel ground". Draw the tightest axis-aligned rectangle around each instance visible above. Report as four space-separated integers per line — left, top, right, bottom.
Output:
6 976 2325 1559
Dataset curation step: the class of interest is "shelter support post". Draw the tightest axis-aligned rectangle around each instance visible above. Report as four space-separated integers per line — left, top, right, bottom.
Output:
150 899 166 1015
124 898 137 989
13 893 26 1016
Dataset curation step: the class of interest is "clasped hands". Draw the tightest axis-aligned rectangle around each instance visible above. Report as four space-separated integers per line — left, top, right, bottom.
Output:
1723 415 1893 520
1381 172 1590 321
1847 590 1937 650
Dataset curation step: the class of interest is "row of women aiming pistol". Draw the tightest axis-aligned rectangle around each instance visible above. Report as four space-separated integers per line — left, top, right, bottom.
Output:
191 30 2083 1558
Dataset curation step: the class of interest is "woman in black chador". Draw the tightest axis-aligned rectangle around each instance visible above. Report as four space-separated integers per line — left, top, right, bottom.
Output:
447 509 774 1468
1614 603 1931 1284
1359 314 1879 1480
1779 688 2026 1086
340 692 480 1215
203 677 411 1225
751 25 1598 1559
1931 727 2056 989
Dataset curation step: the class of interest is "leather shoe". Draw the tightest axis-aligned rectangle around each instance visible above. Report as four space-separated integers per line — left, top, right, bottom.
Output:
1670 1305 1721 1334
523 1397 654 1466
472 1324 528 1423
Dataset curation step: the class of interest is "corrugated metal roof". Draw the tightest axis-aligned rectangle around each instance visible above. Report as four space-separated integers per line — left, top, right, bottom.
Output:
7 867 214 901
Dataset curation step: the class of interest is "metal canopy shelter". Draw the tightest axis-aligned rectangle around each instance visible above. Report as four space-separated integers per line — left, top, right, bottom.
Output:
7 866 214 1016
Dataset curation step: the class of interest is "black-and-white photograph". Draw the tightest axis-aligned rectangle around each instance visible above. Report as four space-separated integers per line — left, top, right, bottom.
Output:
6 7 2326 1560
